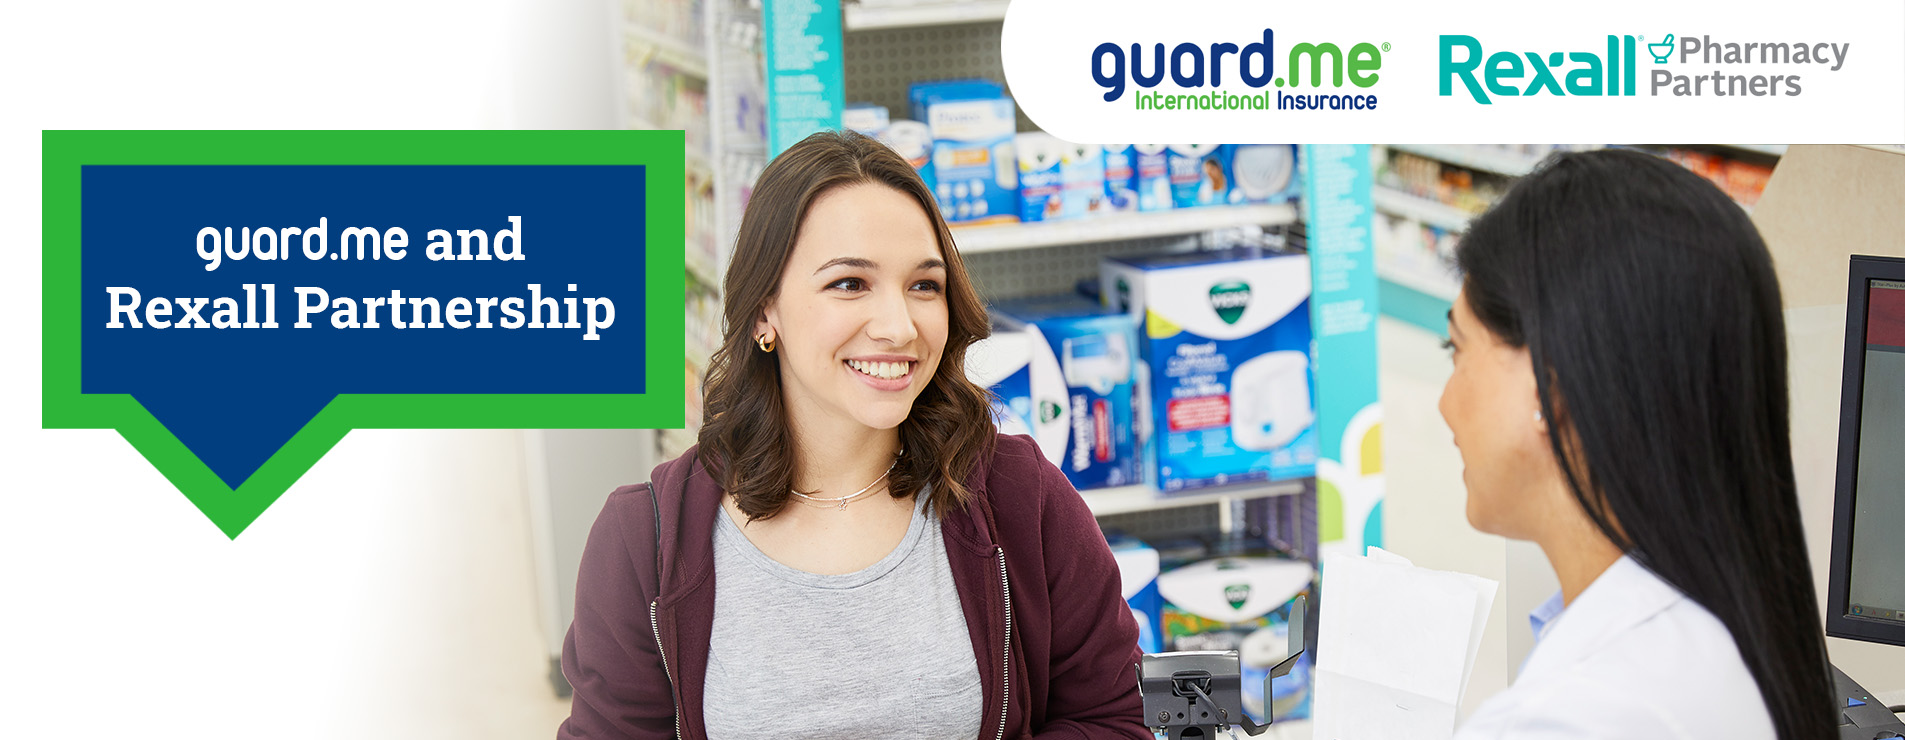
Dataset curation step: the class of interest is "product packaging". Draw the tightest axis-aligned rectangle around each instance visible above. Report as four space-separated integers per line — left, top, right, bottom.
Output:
991 293 1140 490
1059 141 1107 218
1167 143 1229 208
1158 556 1316 723
964 317 1069 468
877 119 936 193
1016 132 1065 223
842 103 890 136
1225 144 1302 204
925 95 1019 225
1133 144 1172 212
1102 145 1140 213
1101 247 1318 491
1108 534 1164 654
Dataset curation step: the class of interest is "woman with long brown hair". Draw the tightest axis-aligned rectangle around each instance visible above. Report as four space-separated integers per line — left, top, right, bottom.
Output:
557 130 1147 739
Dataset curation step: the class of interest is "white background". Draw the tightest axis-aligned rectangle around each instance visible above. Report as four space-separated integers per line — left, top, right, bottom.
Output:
1002 0 1905 144
1 1 614 737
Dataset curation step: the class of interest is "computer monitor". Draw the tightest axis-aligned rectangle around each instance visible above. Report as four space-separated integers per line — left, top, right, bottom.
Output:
1825 254 1905 649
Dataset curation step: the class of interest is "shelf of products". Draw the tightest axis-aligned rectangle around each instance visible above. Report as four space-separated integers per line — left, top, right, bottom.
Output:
1084 478 1309 518
952 203 1300 254
627 27 711 79
842 0 1010 31
1371 186 1476 233
1384 144 1547 178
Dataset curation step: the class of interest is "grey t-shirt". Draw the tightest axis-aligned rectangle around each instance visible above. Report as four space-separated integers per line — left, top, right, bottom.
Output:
703 493 984 739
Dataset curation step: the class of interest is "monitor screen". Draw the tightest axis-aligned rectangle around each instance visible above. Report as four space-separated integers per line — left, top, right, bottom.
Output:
1845 276 1905 627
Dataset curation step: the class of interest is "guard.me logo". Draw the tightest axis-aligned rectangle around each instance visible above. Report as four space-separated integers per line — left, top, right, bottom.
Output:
1442 33 1852 103
1091 29 1386 112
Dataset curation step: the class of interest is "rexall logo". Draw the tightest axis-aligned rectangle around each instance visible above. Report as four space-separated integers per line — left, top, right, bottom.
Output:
1440 31 1851 103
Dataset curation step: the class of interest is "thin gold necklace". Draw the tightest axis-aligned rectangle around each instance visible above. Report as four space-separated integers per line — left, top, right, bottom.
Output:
788 452 902 511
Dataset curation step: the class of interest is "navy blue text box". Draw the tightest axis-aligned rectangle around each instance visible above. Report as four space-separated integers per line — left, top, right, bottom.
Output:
81 164 647 489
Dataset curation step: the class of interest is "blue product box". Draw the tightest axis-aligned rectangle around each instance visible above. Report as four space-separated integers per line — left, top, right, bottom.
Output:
1107 534 1164 654
1167 143 1229 208
908 79 1005 123
965 317 1070 468
877 119 936 193
1016 132 1064 223
1102 145 1140 213
1100 248 1318 491
1133 144 1172 212
992 294 1141 491
1059 141 1106 218
927 96 1019 225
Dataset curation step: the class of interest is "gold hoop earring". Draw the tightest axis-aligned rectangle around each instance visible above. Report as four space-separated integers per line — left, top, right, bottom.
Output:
756 334 775 353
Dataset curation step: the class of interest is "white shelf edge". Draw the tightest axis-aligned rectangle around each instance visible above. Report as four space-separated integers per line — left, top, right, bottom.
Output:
951 203 1299 254
1083 477 1309 518
626 27 710 78
843 1 1011 30
1386 144 1545 178
1371 187 1476 234
1716 144 1788 157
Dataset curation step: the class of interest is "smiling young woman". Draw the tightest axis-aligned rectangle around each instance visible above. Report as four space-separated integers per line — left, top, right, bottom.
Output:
556 130 1147 740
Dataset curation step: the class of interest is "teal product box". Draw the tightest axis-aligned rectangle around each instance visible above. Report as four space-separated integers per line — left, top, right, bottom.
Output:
1059 141 1106 218
877 119 935 193
1225 144 1302 205
926 96 1019 225
1108 534 1164 654
991 294 1140 491
1133 144 1172 212
965 318 1069 468
1016 132 1065 223
1103 145 1139 213
908 79 1004 122
1167 143 1229 208
1101 248 1318 491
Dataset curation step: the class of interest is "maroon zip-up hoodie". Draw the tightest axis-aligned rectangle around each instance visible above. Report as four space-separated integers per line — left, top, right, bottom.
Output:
557 433 1147 740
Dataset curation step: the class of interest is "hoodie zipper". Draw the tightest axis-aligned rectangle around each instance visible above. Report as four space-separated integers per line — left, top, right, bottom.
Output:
650 599 683 740
995 546 1013 740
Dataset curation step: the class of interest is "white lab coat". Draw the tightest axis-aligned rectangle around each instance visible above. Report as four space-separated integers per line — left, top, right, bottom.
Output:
1452 556 1775 739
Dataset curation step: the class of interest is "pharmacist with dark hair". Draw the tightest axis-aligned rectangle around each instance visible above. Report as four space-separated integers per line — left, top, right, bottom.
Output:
1439 149 1834 739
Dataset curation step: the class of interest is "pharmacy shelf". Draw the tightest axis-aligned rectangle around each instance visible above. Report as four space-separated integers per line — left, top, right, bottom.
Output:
627 26 710 78
950 203 1299 254
1387 144 1545 178
1082 477 1309 518
842 0 1011 30
1371 187 1476 233
1377 260 1460 303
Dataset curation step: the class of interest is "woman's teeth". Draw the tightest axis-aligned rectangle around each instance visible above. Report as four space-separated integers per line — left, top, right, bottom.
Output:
847 359 910 380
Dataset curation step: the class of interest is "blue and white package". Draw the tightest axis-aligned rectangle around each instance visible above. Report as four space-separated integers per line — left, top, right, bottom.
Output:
927 96 1019 225
1225 144 1301 205
1059 141 1106 218
907 78 1004 122
1107 534 1163 654
1167 144 1229 208
877 119 935 193
1158 557 1315 723
1101 248 1318 491
1016 132 1064 223
1133 144 1172 211
965 317 1069 467
1102 145 1139 213
992 294 1140 491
